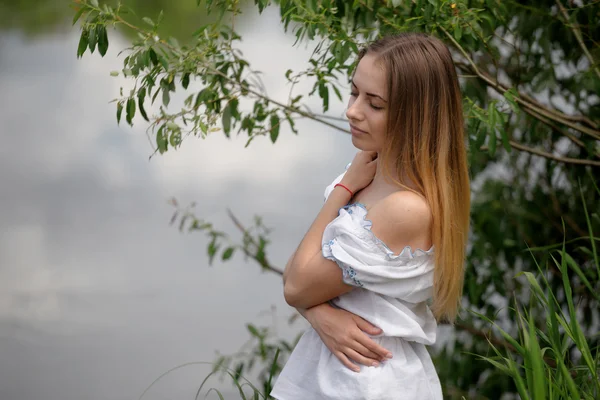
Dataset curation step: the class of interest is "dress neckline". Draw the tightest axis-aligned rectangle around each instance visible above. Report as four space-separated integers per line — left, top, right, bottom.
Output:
340 202 435 259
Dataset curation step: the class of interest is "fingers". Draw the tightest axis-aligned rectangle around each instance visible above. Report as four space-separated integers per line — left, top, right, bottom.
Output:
345 348 380 368
354 317 383 335
362 150 378 162
334 351 360 373
355 334 393 360
349 340 384 362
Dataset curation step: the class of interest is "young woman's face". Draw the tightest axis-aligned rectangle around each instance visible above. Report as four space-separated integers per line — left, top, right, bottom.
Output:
346 53 389 152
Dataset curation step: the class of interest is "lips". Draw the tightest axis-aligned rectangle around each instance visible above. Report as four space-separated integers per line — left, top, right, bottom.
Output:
350 124 368 135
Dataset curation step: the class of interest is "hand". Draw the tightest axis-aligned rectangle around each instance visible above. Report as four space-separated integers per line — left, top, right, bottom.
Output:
340 151 378 194
304 303 392 372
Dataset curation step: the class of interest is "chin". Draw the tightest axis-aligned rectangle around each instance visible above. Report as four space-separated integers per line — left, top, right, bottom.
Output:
351 136 366 150
351 136 378 152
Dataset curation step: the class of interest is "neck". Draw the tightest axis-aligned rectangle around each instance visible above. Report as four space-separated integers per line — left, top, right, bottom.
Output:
373 153 397 184
372 152 418 192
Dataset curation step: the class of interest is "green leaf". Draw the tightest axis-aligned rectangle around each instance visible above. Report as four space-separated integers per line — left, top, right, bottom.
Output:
142 17 154 27
90 0 99 7
332 85 342 102
137 87 149 122
527 312 546 400
221 247 235 261
247 324 261 339
339 42 351 64
158 55 169 70
488 130 497 156
148 48 159 66
194 88 212 108
318 83 329 112
72 7 86 26
77 29 89 58
97 26 108 57
169 130 181 147
168 37 180 49
88 25 97 53
472 119 485 149
126 97 136 126
207 240 219 265
503 88 520 113
270 114 280 143
109 71 119 77
499 123 511 152
222 103 232 137
151 86 161 104
454 23 462 40
162 87 170 107
285 113 298 135
116 102 123 125
156 126 168 154
181 73 190 89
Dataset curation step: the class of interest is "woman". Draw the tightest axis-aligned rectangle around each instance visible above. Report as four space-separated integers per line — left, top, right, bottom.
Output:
271 33 470 399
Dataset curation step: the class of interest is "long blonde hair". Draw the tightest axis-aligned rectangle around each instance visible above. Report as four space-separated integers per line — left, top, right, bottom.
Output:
356 33 470 323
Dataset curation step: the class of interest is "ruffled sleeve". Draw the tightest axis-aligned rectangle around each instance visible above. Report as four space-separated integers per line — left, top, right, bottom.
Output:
321 203 435 303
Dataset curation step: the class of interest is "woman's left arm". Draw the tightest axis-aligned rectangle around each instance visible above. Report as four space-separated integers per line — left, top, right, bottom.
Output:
283 184 355 308
284 151 378 309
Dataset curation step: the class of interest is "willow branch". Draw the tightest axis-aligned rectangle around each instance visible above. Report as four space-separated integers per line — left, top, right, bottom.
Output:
440 27 600 139
226 208 284 276
524 106 587 150
507 140 600 167
556 0 600 81
480 138 600 166
112 15 349 135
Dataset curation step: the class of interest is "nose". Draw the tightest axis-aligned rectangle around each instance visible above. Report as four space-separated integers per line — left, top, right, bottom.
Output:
346 99 364 122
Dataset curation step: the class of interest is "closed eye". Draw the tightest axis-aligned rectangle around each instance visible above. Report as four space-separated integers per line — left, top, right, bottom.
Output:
350 91 384 110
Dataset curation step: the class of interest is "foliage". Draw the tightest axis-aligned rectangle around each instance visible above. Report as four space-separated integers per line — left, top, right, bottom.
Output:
474 188 600 400
72 0 600 398
0 0 214 39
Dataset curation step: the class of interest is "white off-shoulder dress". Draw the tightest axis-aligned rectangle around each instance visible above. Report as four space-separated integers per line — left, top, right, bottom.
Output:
270 164 442 400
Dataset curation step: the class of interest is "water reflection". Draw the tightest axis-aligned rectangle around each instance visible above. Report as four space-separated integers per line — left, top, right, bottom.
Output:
0 5 355 400
0 0 216 40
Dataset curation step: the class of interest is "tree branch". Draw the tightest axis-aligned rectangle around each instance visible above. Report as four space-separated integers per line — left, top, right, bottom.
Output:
524 106 588 151
226 208 284 276
507 140 600 167
440 27 600 140
112 14 350 135
556 0 600 81
480 139 600 167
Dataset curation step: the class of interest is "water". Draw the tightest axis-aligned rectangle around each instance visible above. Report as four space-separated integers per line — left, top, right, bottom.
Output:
0 5 356 399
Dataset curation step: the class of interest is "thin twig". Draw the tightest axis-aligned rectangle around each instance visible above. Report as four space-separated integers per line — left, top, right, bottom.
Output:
112 15 349 135
454 322 516 352
556 0 600 81
507 140 600 167
441 27 600 139
226 208 284 276
524 107 587 150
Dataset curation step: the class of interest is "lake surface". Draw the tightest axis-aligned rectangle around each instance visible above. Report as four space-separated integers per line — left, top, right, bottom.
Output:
0 4 357 399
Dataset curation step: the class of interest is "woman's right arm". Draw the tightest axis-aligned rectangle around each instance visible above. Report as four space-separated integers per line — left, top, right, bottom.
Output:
284 249 391 371
296 303 392 372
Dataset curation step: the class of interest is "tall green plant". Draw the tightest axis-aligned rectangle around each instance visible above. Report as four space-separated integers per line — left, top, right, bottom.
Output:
474 187 600 400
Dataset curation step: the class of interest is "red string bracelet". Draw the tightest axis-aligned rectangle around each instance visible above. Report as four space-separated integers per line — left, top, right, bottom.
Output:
334 183 354 198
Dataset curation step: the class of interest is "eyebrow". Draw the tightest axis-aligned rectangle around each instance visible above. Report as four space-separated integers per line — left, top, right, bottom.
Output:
351 79 387 102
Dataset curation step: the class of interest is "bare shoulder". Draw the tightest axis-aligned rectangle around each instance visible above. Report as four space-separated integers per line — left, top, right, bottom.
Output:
367 191 432 252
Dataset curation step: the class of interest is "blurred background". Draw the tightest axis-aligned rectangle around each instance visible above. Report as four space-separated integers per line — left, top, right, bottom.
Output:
2 1 599 400
0 1 355 399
